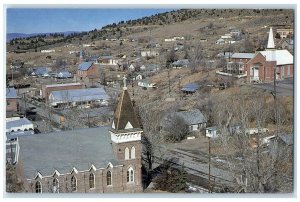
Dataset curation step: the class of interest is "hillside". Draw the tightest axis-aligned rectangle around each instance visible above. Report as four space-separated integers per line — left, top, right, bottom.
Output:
6 9 293 52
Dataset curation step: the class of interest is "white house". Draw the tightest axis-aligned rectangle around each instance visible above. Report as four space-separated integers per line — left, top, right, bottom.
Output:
6 117 34 133
138 80 157 88
206 126 219 138
141 50 159 57
41 49 55 53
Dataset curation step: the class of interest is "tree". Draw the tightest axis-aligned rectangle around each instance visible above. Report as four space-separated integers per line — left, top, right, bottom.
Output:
153 161 188 193
210 92 293 193
275 33 281 39
6 163 25 192
166 46 177 68
164 115 188 142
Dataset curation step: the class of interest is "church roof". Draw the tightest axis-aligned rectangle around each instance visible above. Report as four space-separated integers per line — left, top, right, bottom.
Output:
113 89 140 130
18 126 120 179
259 50 293 65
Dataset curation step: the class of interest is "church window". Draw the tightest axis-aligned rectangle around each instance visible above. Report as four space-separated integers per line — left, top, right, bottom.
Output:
71 176 77 192
35 181 42 193
89 173 95 189
127 167 134 183
131 147 136 159
52 178 59 193
107 171 112 186
125 147 129 160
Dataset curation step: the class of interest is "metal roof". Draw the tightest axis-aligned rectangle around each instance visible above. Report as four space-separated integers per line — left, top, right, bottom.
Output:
181 83 200 92
7 131 34 140
172 59 190 66
231 53 255 59
45 83 82 88
32 67 50 75
6 117 33 131
175 109 207 125
78 62 93 71
57 71 72 78
6 88 18 99
17 126 120 179
259 50 293 65
49 88 110 104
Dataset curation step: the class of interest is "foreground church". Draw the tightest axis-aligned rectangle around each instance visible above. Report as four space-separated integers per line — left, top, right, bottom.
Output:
15 83 143 193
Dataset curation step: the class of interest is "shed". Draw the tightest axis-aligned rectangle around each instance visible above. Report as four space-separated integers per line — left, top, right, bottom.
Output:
181 83 200 94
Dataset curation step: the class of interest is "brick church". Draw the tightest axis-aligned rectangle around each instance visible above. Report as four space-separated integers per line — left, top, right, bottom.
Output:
15 83 143 193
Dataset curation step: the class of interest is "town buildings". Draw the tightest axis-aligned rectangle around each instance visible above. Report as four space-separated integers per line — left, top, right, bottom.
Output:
15 83 143 193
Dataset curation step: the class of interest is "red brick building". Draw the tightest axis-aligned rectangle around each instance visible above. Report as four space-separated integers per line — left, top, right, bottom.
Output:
245 27 294 82
41 83 83 101
77 62 98 80
16 85 143 193
6 87 19 115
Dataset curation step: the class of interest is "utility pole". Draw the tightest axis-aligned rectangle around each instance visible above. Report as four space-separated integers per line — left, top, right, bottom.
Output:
168 70 171 95
208 137 211 193
11 63 14 87
273 66 278 138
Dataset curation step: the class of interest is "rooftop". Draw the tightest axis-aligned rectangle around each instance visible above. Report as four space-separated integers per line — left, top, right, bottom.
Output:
6 88 19 99
231 53 255 59
18 126 120 179
175 109 207 125
6 117 33 131
49 87 110 104
78 62 93 71
45 83 82 88
181 83 200 92
258 49 293 65
113 89 141 131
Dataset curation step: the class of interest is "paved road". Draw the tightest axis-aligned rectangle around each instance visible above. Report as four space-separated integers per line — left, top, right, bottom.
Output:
251 79 294 97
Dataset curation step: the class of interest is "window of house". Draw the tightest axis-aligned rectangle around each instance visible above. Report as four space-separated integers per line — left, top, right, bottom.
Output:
107 171 112 186
125 147 129 160
35 181 42 193
131 147 136 159
71 176 77 192
89 173 95 189
52 178 59 193
127 167 134 183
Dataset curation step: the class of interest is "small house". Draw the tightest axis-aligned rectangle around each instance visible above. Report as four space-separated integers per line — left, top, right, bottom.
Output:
77 62 98 80
181 83 200 94
137 80 157 88
172 59 190 69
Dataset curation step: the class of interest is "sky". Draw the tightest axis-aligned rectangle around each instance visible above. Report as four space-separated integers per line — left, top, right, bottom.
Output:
6 8 174 34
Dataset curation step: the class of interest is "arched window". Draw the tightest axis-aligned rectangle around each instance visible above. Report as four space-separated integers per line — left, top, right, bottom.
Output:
89 173 95 189
131 147 136 159
52 178 59 193
35 181 42 193
125 147 129 160
71 176 77 192
107 171 112 186
126 167 134 183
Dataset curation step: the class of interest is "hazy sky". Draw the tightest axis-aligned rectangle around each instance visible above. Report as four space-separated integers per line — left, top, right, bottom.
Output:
6 8 173 34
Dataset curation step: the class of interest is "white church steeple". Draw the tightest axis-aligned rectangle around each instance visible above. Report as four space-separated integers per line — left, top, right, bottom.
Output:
267 27 275 49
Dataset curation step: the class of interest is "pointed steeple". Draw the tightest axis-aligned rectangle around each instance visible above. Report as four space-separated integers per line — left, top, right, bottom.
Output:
267 27 275 49
112 89 140 131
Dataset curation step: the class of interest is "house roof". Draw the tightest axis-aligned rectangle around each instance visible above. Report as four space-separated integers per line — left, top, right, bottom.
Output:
6 88 19 99
78 62 93 71
258 50 293 65
7 130 34 140
45 83 81 88
144 64 160 70
6 117 33 131
33 67 50 75
49 88 110 104
181 83 200 92
175 109 207 125
57 71 72 78
18 126 120 179
113 89 140 131
231 53 255 59
172 59 190 66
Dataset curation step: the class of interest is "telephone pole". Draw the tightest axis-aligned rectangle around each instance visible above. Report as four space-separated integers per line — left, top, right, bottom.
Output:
208 137 211 193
